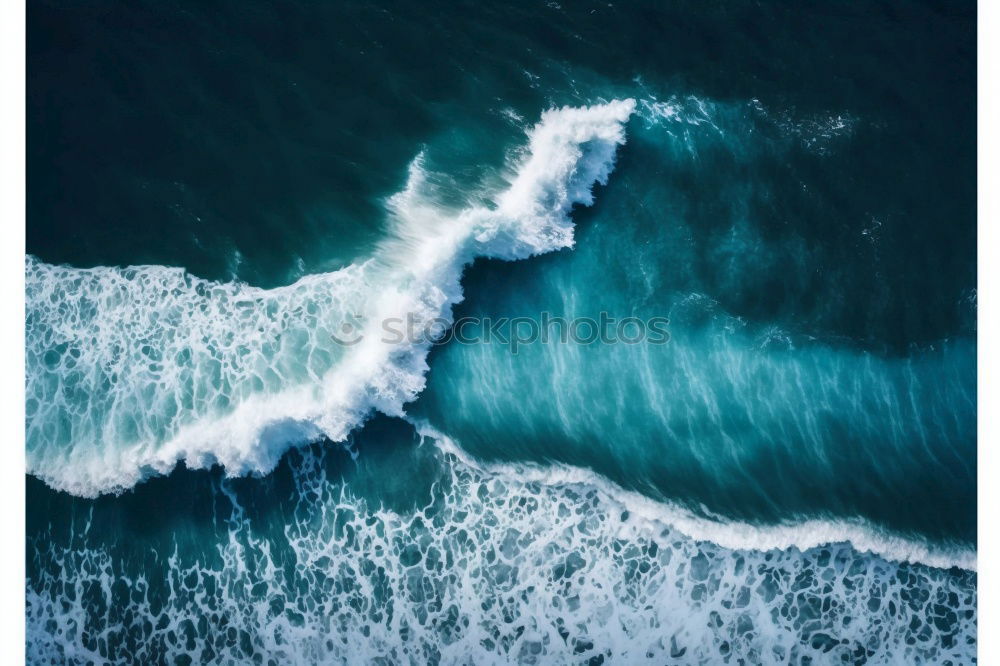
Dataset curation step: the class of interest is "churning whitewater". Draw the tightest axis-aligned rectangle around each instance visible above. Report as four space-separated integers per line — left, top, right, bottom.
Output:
26 100 636 497
25 98 977 573
27 433 976 665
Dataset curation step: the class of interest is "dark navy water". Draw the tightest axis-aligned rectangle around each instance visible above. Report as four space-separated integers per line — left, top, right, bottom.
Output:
27 0 976 663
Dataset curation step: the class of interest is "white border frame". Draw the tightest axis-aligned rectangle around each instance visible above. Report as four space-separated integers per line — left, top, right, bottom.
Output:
979 0 995 662
2 0 26 660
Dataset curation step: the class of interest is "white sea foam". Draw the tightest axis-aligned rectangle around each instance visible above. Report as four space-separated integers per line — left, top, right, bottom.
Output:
415 424 976 573
27 437 976 664
25 99 638 497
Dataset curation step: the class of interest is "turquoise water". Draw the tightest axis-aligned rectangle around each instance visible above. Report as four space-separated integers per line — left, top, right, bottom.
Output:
27 0 976 663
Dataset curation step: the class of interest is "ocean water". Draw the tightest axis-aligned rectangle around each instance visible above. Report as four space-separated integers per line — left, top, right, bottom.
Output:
26 1 976 664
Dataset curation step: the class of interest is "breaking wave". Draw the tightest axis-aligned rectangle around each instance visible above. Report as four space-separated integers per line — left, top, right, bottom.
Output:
25 99 637 497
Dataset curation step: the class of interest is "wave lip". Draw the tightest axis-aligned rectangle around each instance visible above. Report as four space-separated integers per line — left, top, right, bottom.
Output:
25 99 637 497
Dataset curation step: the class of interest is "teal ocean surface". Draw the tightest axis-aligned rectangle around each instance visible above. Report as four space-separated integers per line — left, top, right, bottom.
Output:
27 1 976 663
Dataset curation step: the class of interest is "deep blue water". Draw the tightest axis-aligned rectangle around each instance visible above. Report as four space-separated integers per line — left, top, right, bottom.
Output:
27 0 976 663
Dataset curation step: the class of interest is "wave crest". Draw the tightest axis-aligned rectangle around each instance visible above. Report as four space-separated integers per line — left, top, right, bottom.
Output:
25 99 637 497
